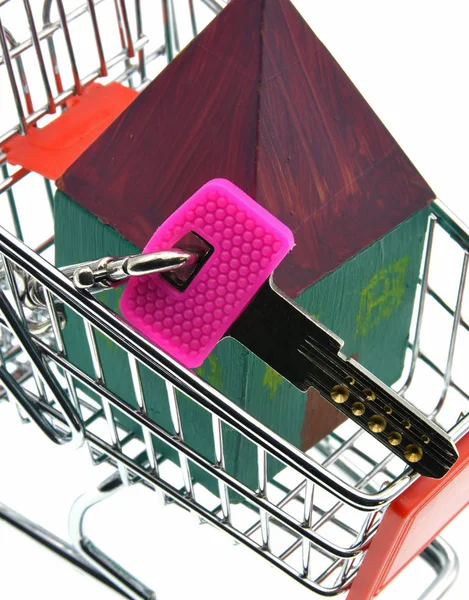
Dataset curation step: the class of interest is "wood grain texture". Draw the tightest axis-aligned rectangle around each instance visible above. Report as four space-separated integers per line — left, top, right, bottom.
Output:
57 0 435 298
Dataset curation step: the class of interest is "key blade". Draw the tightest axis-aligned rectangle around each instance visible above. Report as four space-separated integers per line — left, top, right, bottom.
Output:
228 280 458 479
299 340 457 479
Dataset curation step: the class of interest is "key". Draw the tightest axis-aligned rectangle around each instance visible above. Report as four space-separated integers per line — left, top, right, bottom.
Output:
7 250 195 311
228 280 458 478
121 179 458 479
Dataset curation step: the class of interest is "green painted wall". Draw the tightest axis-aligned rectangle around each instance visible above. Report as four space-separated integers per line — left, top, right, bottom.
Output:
54 190 429 497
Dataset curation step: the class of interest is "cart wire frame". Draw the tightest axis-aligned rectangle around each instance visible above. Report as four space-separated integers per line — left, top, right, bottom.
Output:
0 1 467 598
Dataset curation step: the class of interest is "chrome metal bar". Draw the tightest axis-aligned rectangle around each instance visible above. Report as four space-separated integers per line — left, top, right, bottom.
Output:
188 0 197 36
0 285 84 446
0 0 107 65
244 429 366 541
1 164 24 241
134 0 146 82
161 0 173 62
211 414 231 522
278 454 394 562
0 333 27 419
418 537 459 600
69 471 156 600
22 0 56 113
316 557 347 587
414 349 469 405
0 34 149 147
399 215 436 395
43 0 64 95
432 251 469 417
0 224 416 511
0 166 28 193
433 198 469 249
427 286 469 336
168 0 179 53
84 320 129 485
257 446 270 549
0 5 467 598
2 255 47 399
200 0 224 13
56 0 83 95
165 381 194 498
117 0 135 58
27 342 369 558
3 27 34 115
86 0 107 77
0 18 27 134
80 429 354 596
43 287 83 421
128 354 159 475
0 501 135 599
301 479 315 578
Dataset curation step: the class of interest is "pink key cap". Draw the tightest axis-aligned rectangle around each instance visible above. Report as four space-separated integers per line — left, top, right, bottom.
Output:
120 179 294 367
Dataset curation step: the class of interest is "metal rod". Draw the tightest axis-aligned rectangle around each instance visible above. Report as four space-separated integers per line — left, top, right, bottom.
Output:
0 502 136 599
84 320 128 484
0 33 149 146
0 18 27 134
117 0 135 58
301 479 315 578
32 345 368 558
188 0 197 36
165 381 194 498
128 355 158 474
22 0 56 112
0 221 418 512
43 0 64 95
56 0 83 95
0 282 84 446
43 287 83 420
1 164 24 240
2 255 46 399
418 537 459 600
86 0 108 77
69 472 156 600
134 0 146 82
161 0 173 62
3 27 34 115
81 429 351 596
257 446 270 549
0 0 107 66
244 428 366 541
279 453 395 562
212 414 231 522
432 251 468 417
399 215 436 395
168 0 179 53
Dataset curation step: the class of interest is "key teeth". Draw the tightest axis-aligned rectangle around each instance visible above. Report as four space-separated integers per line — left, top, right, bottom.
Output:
297 336 459 479
300 369 459 478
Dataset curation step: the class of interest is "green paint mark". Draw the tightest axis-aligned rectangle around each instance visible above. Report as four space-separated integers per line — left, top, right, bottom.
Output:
356 255 409 336
263 365 284 399
197 355 223 390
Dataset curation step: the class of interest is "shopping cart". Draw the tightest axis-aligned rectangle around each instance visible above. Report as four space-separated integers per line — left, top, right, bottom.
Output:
0 1 468 599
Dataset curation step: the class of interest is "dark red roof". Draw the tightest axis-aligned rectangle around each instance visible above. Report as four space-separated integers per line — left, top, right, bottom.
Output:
57 0 434 298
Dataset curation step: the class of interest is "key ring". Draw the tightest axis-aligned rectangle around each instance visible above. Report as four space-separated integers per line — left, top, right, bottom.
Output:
63 249 195 293
10 249 196 311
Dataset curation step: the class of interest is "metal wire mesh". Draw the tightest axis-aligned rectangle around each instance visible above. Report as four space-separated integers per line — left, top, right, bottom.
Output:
0 1 468 598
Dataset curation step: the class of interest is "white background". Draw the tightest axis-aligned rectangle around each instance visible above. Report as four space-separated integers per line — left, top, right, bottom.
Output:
1 1 469 599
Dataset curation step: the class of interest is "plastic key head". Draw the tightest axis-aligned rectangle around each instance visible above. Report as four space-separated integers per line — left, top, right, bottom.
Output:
120 179 294 368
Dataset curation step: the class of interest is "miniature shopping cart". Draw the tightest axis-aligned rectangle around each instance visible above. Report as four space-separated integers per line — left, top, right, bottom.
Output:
1 2 468 599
